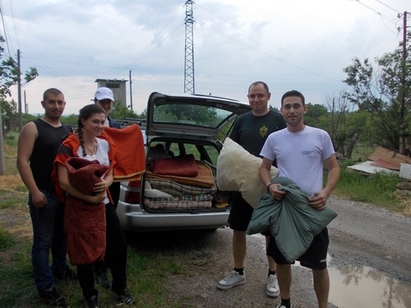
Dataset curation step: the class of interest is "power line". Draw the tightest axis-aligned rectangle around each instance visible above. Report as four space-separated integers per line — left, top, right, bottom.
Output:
0 0 19 56
355 0 396 23
195 3 341 79
116 4 185 76
0 4 11 55
376 0 400 14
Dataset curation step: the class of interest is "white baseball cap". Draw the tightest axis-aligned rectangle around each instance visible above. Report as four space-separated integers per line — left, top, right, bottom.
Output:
94 87 114 101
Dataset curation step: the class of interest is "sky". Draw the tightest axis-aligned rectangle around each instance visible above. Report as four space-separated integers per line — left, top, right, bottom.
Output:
0 0 410 115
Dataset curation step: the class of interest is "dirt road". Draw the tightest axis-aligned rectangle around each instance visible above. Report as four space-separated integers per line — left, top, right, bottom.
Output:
131 195 411 307
2 195 411 307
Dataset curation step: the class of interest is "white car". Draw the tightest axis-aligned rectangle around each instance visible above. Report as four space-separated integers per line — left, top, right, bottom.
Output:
116 92 250 231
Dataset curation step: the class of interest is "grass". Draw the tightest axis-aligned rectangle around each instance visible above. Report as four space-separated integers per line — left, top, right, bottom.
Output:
0 135 191 307
0 225 15 250
333 159 410 213
0 225 189 307
1 136 411 306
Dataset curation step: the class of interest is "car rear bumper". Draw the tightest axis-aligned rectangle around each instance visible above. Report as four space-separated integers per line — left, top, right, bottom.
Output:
116 201 230 232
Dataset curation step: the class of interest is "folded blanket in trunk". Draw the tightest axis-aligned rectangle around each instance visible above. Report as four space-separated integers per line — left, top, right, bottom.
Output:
150 154 199 177
144 194 213 210
64 157 108 266
146 160 214 188
147 178 216 196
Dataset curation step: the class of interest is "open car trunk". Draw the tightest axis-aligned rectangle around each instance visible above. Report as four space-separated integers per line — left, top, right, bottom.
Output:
141 137 232 213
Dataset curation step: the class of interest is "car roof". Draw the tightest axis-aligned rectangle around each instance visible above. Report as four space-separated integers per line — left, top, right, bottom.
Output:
146 92 251 141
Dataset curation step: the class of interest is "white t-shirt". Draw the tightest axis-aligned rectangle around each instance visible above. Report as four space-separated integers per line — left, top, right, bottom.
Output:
79 138 111 203
260 125 335 195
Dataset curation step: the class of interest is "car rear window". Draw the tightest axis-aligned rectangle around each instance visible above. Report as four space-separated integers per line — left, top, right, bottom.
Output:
153 103 233 129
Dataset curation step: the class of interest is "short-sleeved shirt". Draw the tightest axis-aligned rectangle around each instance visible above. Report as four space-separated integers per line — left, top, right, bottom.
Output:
230 110 286 157
260 125 335 195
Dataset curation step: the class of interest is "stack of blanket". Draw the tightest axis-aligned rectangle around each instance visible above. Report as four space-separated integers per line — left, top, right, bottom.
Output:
145 154 216 210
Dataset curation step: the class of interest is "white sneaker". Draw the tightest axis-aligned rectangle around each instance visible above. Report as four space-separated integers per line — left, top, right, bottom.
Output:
217 270 246 289
276 305 292 308
266 274 280 297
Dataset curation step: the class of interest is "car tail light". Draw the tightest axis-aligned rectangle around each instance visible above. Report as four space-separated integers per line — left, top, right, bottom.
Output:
124 180 142 204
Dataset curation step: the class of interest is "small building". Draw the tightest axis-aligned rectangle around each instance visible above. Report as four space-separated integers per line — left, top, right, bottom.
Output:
95 79 128 106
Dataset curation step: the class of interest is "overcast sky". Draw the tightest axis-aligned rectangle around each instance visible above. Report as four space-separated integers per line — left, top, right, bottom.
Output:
0 0 409 115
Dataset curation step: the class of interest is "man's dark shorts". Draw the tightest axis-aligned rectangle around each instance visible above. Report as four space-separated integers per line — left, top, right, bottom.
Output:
267 228 329 270
228 192 270 236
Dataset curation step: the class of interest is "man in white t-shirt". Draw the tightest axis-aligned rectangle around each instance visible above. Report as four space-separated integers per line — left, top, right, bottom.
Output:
93 87 122 290
259 90 340 308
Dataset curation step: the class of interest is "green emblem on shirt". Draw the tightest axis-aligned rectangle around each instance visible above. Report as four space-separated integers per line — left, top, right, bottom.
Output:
260 125 268 138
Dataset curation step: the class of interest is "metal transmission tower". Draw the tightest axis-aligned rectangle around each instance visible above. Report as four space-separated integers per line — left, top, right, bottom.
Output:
184 0 195 93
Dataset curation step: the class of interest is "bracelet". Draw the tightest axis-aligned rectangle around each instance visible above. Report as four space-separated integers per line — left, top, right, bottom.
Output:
267 183 274 192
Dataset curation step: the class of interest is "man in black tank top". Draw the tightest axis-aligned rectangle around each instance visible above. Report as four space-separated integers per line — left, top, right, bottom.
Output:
17 88 74 306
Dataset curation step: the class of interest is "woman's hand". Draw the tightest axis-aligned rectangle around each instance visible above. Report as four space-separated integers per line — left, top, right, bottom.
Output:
92 180 108 193
87 191 106 204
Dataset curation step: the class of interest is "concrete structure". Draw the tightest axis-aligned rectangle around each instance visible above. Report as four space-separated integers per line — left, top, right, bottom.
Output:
95 79 128 106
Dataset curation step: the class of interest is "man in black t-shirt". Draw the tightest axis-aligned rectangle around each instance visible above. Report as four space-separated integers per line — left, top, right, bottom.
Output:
217 81 286 299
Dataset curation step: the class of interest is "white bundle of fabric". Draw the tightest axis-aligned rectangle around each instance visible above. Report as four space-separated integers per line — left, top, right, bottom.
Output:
216 137 278 208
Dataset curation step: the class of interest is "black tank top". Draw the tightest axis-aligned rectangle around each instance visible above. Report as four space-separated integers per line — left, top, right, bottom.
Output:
30 119 72 190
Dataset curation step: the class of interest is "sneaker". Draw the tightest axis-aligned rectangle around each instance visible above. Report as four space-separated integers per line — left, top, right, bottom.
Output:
266 274 280 297
84 294 98 308
217 270 246 290
111 288 135 305
53 266 78 281
38 285 67 307
276 305 292 308
95 272 111 289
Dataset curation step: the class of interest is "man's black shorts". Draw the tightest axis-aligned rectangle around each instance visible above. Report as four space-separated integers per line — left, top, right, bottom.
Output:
267 228 329 270
228 192 270 236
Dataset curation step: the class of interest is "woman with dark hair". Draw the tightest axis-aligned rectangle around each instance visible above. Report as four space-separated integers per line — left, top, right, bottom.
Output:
52 104 134 308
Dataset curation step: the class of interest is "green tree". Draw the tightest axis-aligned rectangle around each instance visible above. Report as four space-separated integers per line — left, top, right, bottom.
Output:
269 105 280 113
342 31 411 153
304 103 328 129
1 98 17 134
61 114 80 126
110 101 138 120
0 36 38 134
153 103 219 126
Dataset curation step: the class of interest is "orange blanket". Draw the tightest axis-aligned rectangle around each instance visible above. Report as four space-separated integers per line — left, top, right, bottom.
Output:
52 133 116 203
64 157 107 265
102 124 146 182
150 154 199 177
146 161 214 188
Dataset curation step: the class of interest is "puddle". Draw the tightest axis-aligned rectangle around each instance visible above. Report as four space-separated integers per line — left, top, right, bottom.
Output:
328 264 411 308
251 234 411 307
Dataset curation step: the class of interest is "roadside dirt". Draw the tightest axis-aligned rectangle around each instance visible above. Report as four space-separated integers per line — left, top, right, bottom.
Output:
122 195 411 307
1 195 411 307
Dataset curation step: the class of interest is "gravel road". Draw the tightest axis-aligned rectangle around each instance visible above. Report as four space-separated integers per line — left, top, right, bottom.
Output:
131 195 411 308
2 196 411 307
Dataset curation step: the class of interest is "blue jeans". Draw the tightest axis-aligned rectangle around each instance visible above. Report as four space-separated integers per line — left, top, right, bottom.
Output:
28 189 67 291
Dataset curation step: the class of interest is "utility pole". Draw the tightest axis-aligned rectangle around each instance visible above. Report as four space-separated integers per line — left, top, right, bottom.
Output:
129 70 133 111
184 0 195 93
0 103 4 174
24 90 28 114
399 11 408 154
17 49 22 131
